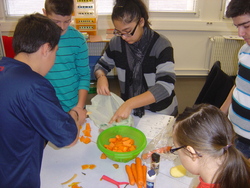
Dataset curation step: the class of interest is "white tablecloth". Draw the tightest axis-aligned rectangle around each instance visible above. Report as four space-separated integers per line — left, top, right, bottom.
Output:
40 111 198 188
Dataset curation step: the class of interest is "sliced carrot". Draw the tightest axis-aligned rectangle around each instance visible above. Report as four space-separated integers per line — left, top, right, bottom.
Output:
81 136 91 144
116 135 122 140
83 129 92 137
123 139 132 147
71 185 81 188
82 164 96 170
129 145 136 151
122 137 130 141
81 164 90 170
79 135 85 142
85 123 91 130
89 164 96 169
125 165 135 185
109 138 117 143
100 153 107 159
68 182 81 188
104 135 136 153
113 164 119 169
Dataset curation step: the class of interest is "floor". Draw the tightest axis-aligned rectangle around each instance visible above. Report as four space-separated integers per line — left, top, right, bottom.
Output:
86 76 206 114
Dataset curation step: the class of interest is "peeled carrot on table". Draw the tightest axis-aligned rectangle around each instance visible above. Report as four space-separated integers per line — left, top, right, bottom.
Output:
131 163 137 183
135 157 144 186
125 165 135 185
142 146 172 159
142 165 147 188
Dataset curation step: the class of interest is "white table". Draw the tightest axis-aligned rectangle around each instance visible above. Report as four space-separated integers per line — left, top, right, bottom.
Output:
40 112 198 188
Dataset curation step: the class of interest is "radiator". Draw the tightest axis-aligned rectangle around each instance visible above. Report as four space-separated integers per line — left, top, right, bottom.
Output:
209 36 245 76
87 42 117 76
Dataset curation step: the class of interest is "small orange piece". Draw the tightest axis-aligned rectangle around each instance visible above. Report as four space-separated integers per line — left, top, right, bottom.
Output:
81 164 96 170
83 129 92 137
89 164 96 169
100 153 107 159
113 164 119 169
109 138 117 143
68 182 81 188
82 164 90 170
79 135 91 144
83 137 91 144
71 185 80 188
79 135 85 142
85 123 91 130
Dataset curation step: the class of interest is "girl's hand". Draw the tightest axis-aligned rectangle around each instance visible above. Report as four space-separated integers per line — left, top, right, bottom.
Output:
96 75 110 95
109 102 133 124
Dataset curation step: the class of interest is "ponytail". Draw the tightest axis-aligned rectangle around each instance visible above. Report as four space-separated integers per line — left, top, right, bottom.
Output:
214 147 250 188
112 0 151 28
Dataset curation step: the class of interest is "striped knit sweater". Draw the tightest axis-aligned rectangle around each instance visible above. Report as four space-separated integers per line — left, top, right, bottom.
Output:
95 29 178 116
45 26 90 112
229 43 250 139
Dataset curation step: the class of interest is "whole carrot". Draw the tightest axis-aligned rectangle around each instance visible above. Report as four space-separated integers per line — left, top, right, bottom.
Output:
131 163 138 183
135 157 144 186
142 165 147 188
125 165 135 185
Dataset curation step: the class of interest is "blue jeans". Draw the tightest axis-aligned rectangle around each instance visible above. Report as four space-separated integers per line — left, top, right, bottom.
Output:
235 137 250 159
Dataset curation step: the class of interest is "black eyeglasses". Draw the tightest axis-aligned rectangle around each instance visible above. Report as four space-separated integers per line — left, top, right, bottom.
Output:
170 145 202 157
170 145 186 155
113 19 140 37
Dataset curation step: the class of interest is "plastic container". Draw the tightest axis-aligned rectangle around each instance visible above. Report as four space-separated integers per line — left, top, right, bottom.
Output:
97 126 147 162
146 169 156 188
151 153 160 174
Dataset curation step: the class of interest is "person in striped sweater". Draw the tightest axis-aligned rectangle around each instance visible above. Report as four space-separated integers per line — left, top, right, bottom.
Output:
43 0 90 120
221 0 250 159
94 0 178 123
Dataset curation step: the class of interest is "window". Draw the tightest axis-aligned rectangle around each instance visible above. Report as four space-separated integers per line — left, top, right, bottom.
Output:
3 0 197 17
223 0 231 17
148 0 197 12
4 0 44 16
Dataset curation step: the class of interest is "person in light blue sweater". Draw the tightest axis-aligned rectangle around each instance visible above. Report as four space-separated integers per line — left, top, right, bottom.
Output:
221 0 250 159
43 0 90 120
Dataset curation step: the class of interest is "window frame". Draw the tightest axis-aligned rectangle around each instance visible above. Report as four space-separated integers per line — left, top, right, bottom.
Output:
2 0 199 17
0 0 236 33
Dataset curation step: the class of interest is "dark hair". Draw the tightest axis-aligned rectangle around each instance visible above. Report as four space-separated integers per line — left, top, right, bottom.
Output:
13 13 61 54
226 0 250 18
112 0 150 28
44 0 74 16
174 104 250 188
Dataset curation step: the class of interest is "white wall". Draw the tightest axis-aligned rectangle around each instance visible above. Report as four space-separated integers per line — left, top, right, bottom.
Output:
0 0 240 76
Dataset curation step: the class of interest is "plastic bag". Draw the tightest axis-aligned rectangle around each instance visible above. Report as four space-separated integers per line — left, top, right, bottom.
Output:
141 118 177 165
86 92 134 129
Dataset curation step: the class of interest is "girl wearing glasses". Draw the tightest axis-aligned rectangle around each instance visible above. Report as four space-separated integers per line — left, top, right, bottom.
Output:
94 0 178 122
172 104 250 188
